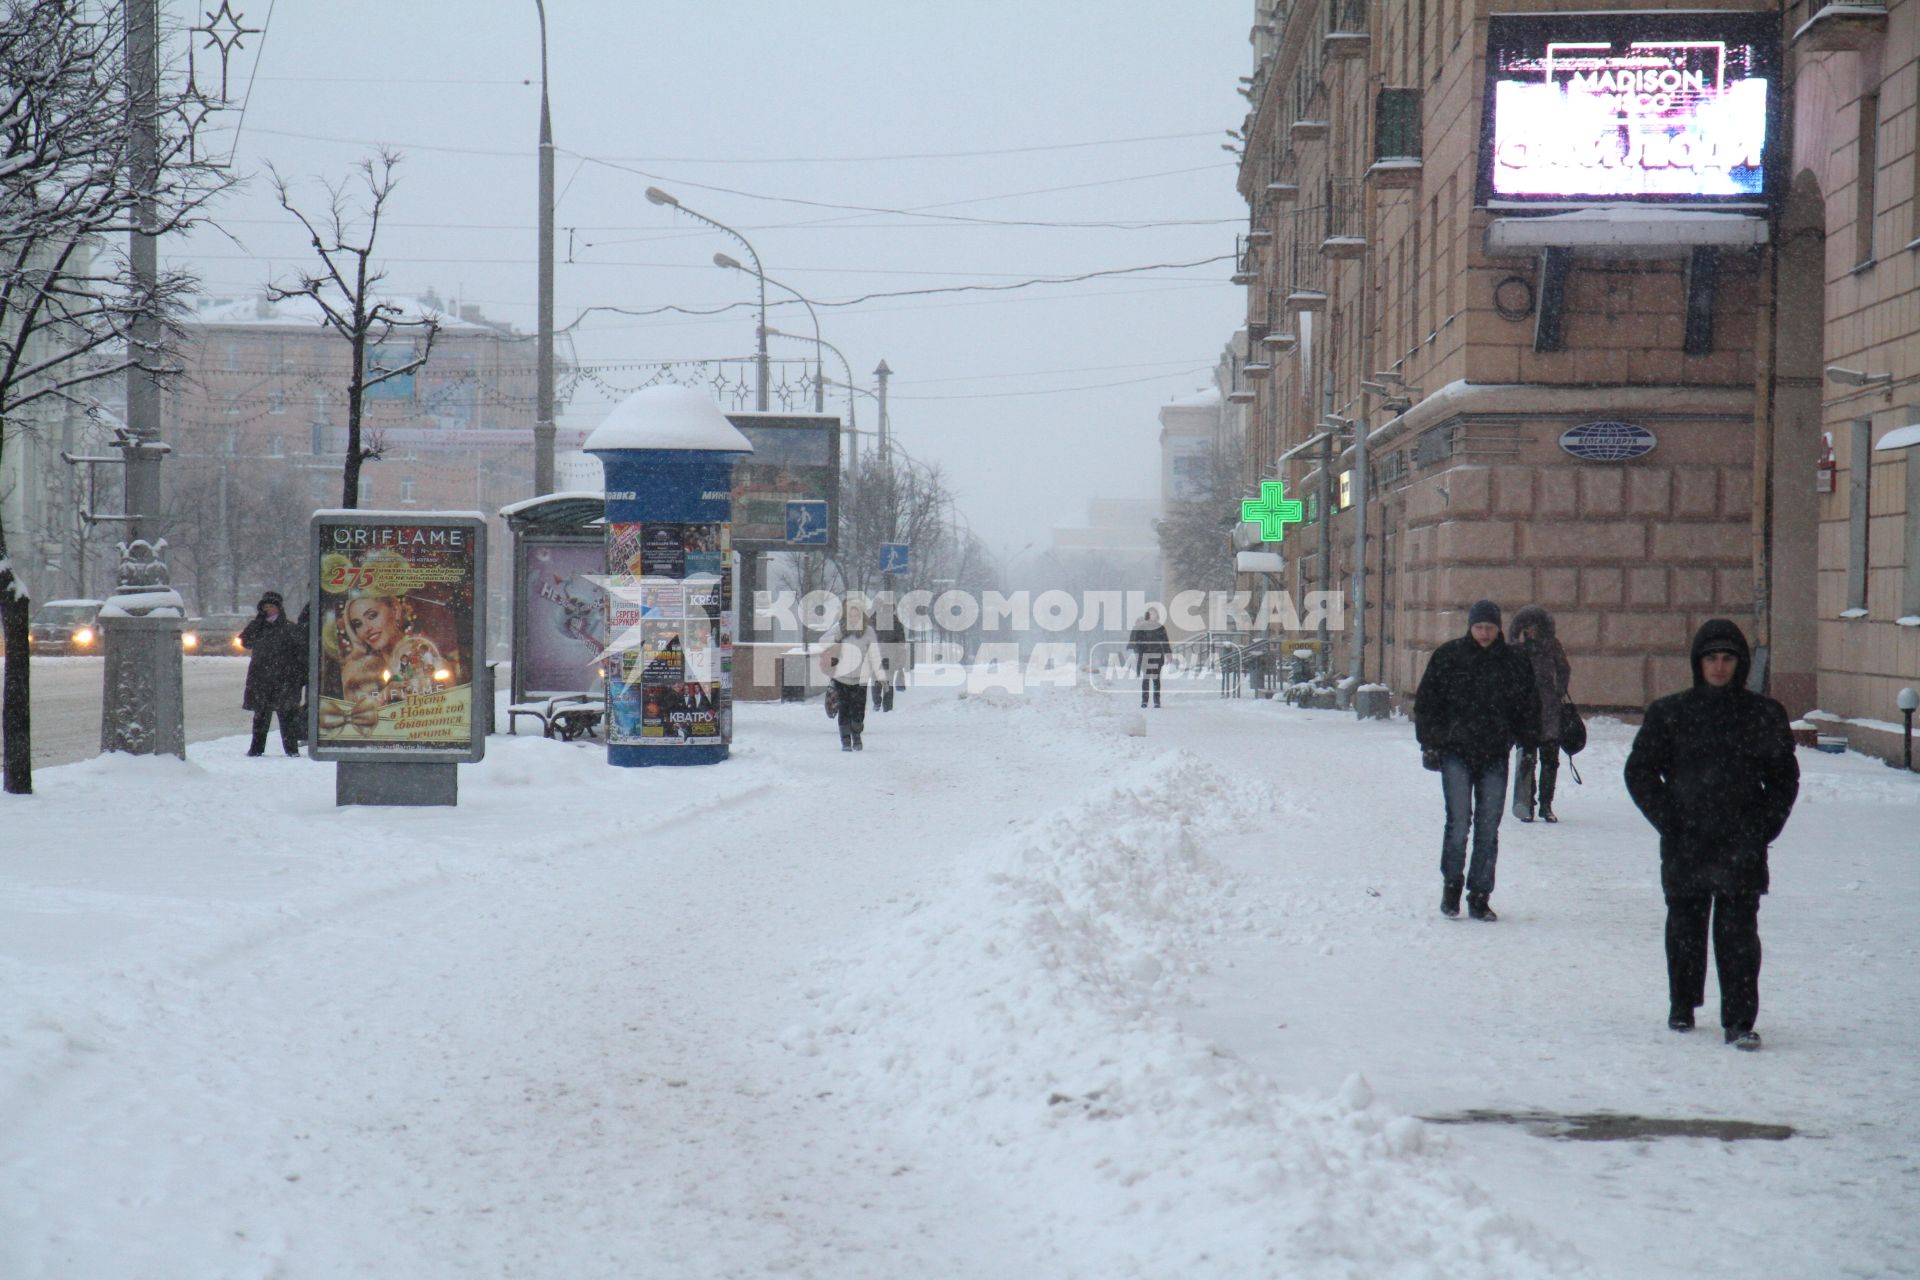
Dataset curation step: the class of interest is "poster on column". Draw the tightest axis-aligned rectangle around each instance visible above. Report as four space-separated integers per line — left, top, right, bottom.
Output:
309 512 486 761
604 520 729 747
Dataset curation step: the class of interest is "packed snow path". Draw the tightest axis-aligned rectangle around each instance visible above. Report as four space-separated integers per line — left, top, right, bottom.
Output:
2 673 1915 1278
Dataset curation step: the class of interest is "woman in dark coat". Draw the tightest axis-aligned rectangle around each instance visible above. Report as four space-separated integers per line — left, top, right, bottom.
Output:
1509 604 1572 822
241 591 306 756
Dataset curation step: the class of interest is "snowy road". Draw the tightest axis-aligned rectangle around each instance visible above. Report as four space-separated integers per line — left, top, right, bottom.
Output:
2 672 1915 1277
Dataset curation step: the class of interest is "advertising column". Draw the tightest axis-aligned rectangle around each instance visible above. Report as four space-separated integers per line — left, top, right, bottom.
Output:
585 386 753 767
309 510 488 805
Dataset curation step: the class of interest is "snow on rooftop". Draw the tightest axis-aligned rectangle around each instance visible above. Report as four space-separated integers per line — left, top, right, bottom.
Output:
583 385 754 454
186 294 499 331
1167 387 1221 408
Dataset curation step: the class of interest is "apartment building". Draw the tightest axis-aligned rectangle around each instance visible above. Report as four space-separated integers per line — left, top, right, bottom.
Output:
159 293 559 625
1230 0 1917 749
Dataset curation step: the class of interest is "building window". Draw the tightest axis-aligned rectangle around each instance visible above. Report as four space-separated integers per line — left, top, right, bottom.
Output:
1855 92 1879 267
268 434 284 457
358 475 373 505
1376 88 1422 160
1847 417 1872 613
268 388 286 415
400 477 417 504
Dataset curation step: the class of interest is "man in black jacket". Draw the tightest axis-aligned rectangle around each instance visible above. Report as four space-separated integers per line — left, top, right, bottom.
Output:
1625 619 1798 1050
240 591 306 757
1127 609 1172 709
1414 599 1539 921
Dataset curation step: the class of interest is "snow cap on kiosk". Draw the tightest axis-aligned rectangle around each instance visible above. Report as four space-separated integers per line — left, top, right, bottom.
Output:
583 384 754 454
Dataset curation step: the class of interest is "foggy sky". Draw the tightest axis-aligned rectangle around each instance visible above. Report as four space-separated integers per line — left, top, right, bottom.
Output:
169 1 1249 560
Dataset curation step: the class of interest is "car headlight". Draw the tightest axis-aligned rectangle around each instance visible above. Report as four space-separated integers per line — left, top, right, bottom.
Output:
232 635 245 651
74 627 95 646
182 633 199 650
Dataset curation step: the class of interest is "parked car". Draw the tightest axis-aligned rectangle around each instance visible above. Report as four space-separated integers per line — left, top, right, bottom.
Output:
27 599 105 655
184 612 255 656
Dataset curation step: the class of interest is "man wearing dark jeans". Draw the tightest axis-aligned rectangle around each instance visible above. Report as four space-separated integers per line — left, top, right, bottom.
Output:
1127 608 1171 708
1626 619 1798 1050
1413 599 1539 922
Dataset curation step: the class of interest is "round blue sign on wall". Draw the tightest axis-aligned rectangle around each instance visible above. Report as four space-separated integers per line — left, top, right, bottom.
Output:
1559 421 1657 461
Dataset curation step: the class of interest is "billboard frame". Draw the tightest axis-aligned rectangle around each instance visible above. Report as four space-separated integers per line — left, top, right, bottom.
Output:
724 411 842 553
307 509 488 765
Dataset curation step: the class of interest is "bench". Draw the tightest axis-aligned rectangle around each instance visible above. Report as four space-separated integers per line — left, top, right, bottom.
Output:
507 694 607 741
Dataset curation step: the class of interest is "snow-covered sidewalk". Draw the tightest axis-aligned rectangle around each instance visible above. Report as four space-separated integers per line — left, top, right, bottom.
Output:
2 675 1915 1278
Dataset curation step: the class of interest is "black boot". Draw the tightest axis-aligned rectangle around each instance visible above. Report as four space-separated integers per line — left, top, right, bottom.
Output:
852 731 863 752
1467 894 1498 922
1668 1006 1695 1032
1440 879 1463 918
840 729 853 752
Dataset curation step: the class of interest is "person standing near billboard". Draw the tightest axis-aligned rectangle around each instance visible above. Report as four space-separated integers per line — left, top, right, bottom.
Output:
240 591 305 757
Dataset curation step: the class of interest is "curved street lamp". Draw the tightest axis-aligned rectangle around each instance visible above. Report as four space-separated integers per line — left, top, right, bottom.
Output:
715 254 823 412
646 186 768 410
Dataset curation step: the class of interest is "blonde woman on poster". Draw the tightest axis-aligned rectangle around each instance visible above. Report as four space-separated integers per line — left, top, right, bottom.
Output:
318 547 469 741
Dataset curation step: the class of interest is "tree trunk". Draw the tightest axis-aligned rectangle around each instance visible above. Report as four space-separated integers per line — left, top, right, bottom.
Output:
0 529 33 795
342 333 365 510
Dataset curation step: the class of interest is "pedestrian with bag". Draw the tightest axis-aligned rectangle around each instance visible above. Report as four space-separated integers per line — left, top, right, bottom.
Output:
1127 608 1172 708
1508 605 1572 823
1624 619 1798 1050
872 591 907 713
240 590 305 757
820 594 880 752
1413 599 1540 921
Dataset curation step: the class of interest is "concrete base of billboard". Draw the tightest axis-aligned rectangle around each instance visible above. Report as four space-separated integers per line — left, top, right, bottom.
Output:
608 744 729 767
336 760 458 807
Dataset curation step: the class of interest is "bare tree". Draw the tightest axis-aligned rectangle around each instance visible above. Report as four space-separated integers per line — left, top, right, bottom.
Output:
266 149 438 509
0 0 229 794
835 453 957 601
1153 447 1242 597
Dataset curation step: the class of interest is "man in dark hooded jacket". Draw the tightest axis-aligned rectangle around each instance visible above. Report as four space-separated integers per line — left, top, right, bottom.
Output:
240 591 305 757
1625 619 1798 1050
1127 609 1172 709
1414 599 1540 922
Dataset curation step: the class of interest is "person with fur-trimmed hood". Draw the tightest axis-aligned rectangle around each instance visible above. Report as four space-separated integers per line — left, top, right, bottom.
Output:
240 591 305 757
1413 599 1540 922
1508 605 1572 823
1624 619 1799 1051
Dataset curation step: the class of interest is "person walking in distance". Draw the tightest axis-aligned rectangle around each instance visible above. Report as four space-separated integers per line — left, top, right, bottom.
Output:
240 591 305 757
1414 599 1540 921
1509 605 1572 823
1127 608 1171 708
1625 619 1799 1050
820 594 880 752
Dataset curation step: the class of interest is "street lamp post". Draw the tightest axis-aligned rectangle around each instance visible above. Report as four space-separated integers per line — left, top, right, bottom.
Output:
646 186 767 410
533 0 556 495
717 257 823 412
874 359 892 462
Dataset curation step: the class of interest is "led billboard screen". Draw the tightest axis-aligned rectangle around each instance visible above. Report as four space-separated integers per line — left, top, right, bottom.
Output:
1480 12 1778 206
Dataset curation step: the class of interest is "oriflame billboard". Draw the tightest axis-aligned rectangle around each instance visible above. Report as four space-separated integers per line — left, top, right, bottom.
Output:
1479 12 1778 206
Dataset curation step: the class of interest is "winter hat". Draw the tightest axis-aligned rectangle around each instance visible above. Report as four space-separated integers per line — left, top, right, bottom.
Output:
1689 618 1751 689
1467 599 1502 629
258 591 284 610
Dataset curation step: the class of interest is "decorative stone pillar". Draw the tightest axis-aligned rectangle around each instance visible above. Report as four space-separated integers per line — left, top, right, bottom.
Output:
99 536 185 757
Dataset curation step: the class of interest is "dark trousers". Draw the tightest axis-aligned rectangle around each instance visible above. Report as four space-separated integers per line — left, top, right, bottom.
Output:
871 661 895 712
1140 664 1163 706
250 705 299 755
1439 753 1507 897
1665 892 1762 1032
834 678 868 743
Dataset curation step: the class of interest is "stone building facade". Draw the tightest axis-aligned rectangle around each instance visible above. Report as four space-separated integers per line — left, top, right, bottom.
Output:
158 294 558 633
1230 0 1916 744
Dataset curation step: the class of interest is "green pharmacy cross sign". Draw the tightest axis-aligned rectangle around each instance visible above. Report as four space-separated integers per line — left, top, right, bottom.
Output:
1242 480 1304 542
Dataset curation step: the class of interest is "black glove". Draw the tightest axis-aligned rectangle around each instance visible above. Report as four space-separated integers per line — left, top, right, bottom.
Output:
1421 748 1443 772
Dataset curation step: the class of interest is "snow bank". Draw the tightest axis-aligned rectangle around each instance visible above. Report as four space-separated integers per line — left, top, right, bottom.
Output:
793 738 1562 1276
